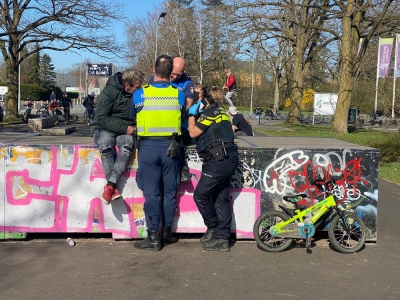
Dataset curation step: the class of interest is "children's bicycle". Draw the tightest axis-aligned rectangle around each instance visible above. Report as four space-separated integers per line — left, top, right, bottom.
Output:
253 178 366 253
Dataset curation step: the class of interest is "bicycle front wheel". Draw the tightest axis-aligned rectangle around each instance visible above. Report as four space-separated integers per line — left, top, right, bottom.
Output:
253 210 293 252
328 211 366 254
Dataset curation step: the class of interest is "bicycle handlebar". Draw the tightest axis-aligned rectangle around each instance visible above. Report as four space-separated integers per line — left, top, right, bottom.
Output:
311 176 343 193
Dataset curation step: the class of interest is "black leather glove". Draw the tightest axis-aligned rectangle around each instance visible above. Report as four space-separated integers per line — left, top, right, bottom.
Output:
166 140 180 157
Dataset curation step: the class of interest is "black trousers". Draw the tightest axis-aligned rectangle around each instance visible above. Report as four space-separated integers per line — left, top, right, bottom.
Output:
193 150 239 239
63 108 71 122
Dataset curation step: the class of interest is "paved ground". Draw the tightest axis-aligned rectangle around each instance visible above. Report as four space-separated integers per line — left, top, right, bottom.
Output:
0 179 399 300
1 111 400 300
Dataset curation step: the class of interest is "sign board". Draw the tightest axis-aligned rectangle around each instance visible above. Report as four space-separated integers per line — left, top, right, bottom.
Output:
93 88 101 96
87 63 113 77
0 86 8 95
66 87 80 93
313 93 338 115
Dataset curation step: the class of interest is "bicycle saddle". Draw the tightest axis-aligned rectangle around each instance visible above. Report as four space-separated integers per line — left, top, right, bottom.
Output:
283 194 307 204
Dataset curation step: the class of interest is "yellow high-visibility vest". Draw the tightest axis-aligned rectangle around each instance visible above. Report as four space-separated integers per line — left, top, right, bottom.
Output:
136 85 182 137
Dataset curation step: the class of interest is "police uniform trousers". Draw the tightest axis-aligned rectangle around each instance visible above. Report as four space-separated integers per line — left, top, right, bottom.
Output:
136 139 182 231
193 149 239 239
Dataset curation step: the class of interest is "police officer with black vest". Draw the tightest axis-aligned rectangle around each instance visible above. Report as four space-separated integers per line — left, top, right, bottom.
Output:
188 86 239 252
130 55 186 251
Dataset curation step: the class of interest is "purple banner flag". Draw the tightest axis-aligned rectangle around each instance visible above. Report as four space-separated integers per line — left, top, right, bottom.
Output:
378 38 394 78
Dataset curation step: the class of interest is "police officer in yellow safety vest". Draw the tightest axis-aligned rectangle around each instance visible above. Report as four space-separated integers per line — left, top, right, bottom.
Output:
130 55 186 251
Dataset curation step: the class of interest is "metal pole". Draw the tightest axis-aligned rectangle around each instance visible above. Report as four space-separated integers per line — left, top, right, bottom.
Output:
374 37 381 114
392 34 398 119
155 21 158 63
18 49 20 113
250 55 255 112
155 13 167 63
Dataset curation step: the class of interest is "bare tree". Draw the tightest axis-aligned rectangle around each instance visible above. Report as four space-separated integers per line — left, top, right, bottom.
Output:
229 0 335 124
331 0 400 133
0 0 123 117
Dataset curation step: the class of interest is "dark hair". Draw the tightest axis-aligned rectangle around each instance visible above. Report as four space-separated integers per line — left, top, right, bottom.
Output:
155 55 173 79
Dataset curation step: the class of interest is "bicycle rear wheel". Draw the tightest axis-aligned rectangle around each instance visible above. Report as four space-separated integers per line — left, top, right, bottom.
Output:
328 211 366 253
253 210 293 252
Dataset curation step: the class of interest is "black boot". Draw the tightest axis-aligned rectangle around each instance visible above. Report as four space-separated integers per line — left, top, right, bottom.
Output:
134 230 161 251
203 239 230 252
163 226 179 245
200 227 216 244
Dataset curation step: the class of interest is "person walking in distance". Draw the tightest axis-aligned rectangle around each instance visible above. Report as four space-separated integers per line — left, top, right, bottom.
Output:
188 86 239 252
61 92 73 124
84 91 96 126
131 55 186 251
253 104 264 124
222 68 237 107
91 67 144 205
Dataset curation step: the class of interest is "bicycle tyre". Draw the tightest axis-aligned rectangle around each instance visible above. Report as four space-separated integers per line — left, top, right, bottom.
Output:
38 107 50 117
253 210 293 252
328 211 366 254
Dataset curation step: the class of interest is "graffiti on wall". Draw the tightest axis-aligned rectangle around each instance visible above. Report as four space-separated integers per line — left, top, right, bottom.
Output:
0 145 260 239
237 148 379 240
0 145 379 241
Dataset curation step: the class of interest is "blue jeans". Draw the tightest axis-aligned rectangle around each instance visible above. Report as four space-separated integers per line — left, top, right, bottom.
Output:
93 129 134 185
136 139 182 231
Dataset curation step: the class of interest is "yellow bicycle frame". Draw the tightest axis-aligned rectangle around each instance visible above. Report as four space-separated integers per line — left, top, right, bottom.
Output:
270 195 337 236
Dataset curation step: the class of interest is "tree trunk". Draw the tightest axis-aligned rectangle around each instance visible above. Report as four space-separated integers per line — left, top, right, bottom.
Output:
331 1 364 134
273 76 280 110
286 58 306 124
331 62 353 134
5 48 19 118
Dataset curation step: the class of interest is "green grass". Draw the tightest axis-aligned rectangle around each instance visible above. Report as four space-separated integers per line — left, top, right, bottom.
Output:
258 124 400 184
380 163 400 184
0 116 23 126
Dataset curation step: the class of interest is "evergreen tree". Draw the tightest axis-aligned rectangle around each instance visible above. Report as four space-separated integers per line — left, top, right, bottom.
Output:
28 43 41 85
40 54 56 86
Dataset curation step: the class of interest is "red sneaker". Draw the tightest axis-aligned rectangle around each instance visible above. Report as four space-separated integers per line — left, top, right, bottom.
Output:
112 187 122 201
101 185 114 205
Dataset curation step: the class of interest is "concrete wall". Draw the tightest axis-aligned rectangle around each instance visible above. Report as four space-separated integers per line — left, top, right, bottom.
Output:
0 142 379 241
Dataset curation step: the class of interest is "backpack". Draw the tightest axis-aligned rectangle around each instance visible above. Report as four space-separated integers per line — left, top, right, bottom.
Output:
83 97 88 107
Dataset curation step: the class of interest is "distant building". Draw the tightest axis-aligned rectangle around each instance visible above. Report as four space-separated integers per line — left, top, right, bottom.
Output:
55 73 79 92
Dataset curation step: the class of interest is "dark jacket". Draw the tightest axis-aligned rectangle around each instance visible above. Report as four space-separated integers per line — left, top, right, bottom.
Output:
91 72 134 135
61 96 73 109
85 95 96 110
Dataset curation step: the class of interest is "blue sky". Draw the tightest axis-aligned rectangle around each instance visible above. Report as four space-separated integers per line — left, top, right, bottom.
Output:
46 0 165 71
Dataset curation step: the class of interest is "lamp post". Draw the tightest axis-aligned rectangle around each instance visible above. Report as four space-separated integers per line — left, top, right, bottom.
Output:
155 12 167 63
246 49 255 112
